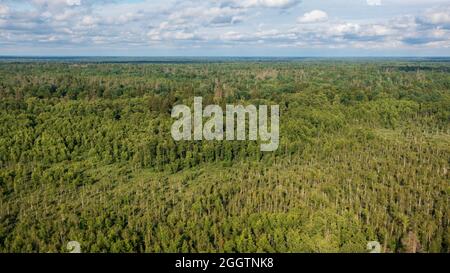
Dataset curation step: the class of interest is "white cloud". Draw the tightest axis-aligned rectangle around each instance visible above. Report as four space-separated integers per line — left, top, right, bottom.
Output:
422 7 450 24
81 15 97 26
366 25 393 36
386 0 448 5
367 0 382 6
32 0 81 8
66 0 81 6
0 4 10 16
298 10 328 23
241 0 301 9
168 5 243 24
328 23 361 35
1 0 450 53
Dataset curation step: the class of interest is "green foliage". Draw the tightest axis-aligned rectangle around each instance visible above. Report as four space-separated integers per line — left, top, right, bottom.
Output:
0 60 448 253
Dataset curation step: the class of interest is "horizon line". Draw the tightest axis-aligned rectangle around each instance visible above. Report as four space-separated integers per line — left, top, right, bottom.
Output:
1 55 450 58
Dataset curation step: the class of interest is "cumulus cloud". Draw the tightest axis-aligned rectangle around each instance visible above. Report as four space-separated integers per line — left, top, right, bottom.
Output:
0 4 10 17
0 0 449 53
421 7 450 25
298 10 328 23
168 5 244 27
329 23 361 35
367 0 382 6
32 0 82 9
241 0 301 9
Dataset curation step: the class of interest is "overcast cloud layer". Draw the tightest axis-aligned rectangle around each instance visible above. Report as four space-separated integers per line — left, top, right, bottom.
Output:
0 0 449 56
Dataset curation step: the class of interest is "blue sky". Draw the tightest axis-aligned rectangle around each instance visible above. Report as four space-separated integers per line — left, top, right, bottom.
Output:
0 0 449 56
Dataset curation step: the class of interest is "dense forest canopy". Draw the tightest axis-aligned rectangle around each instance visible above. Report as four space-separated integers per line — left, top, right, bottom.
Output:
0 58 448 253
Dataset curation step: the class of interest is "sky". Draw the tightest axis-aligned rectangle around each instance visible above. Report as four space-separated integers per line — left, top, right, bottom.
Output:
0 0 449 56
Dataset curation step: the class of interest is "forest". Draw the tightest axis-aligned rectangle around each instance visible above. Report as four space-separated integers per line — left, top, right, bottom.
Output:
0 58 448 253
